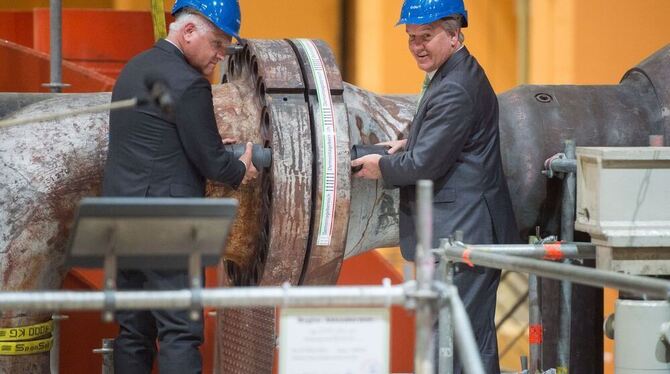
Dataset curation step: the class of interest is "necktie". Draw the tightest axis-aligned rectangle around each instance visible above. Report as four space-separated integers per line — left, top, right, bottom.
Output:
417 74 431 109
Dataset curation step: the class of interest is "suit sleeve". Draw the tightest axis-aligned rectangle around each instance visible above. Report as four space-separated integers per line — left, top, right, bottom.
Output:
379 81 474 187
175 77 246 189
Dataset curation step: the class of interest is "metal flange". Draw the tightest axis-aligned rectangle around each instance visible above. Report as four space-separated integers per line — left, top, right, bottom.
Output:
217 39 351 288
289 39 350 285
217 38 352 374
219 39 313 288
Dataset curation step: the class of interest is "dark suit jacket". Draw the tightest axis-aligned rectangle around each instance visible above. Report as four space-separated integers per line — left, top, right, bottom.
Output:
379 46 519 261
103 39 245 197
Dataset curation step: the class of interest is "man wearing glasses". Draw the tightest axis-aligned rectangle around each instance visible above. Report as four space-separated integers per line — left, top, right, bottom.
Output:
102 1 256 372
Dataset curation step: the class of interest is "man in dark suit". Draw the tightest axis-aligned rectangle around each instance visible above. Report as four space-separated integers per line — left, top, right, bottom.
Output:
102 1 256 372
351 1 518 372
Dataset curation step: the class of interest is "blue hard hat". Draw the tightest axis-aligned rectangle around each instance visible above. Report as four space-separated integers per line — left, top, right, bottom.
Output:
172 0 242 40
397 0 468 28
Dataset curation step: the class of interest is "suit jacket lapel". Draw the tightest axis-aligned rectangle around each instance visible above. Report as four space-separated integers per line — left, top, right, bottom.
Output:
414 46 470 118
408 46 471 150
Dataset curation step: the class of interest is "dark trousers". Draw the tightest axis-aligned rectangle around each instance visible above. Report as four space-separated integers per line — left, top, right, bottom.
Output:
114 269 203 374
437 264 501 374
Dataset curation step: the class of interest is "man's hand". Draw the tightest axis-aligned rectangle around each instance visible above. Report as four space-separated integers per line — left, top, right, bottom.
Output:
239 142 258 184
351 154 383 180
377 139 406 154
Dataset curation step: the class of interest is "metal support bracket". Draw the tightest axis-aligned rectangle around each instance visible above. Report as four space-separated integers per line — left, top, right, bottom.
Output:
102 228 117 323
92 338 115 374
189 227 203 321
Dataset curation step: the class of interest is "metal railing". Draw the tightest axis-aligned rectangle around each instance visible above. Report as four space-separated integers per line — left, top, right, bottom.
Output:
415 180 439 373
438 243 670 300
433 242 595 260
0 279 485 374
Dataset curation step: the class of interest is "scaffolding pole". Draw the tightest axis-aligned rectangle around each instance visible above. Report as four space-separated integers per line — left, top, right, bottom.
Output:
43 0 69 92
440 244 670 300
415 180 436 374
436 261 455 374
0 285 407 311
434 282 485 374
0 281 489 374
49 0 62 93
557 140 577 373
528 273 542 373
433 242 595 260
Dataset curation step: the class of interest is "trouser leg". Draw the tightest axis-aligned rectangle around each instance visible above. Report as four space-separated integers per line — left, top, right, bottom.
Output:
451 265 501 374
114 270 158 374
146 270 204 374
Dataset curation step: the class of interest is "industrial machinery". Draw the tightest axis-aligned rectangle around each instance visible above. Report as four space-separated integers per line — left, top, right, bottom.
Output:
1 39 669 373
575 147 670 373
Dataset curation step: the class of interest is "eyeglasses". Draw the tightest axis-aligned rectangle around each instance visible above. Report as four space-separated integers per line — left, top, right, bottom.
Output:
193 22 232 53
209 37 231 52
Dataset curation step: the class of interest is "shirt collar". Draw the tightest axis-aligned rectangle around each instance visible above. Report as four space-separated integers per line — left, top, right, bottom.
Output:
426 44 464 81
164 38 184 55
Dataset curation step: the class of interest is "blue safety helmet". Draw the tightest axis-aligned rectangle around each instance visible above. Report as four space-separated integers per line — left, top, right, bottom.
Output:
172 0 242 40
397 0 468 28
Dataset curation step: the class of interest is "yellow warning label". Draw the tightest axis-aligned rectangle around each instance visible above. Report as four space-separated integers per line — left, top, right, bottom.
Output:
0 337 53 355
0 320 53 342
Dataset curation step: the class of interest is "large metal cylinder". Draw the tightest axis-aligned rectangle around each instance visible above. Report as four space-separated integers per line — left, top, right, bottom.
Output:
498 45 669 238
0 41 668 373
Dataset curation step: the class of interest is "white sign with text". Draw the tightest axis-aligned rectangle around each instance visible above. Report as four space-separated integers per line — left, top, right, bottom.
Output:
279 308 390 374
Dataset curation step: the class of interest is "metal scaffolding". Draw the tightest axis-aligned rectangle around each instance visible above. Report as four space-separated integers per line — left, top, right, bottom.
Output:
0 277 483 374
1 180 669 373
0 180 487 374
438 243 670 300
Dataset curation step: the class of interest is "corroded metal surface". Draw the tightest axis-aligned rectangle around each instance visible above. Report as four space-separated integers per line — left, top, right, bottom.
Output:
0 93 110 373
219 40 312 287
0 84 268 374
232 39 304 93
211 55 314 374
245 40 311 287
0 94 54 119
343 83 415 258
215 39 313 374
259 99 312 285
209 83 263 271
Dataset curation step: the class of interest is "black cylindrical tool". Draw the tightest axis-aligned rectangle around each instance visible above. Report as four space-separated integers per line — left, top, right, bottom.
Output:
350 144 390 172
223 143 272 169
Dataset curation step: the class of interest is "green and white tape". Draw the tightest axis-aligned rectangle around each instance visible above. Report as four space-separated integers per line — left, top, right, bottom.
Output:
296 39 338 247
